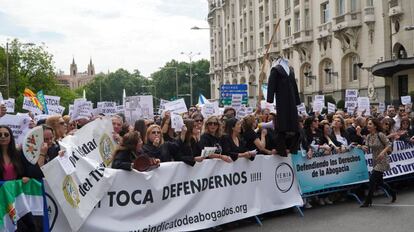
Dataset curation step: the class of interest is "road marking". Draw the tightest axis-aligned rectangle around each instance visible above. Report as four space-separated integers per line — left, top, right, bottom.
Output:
372 204 414 207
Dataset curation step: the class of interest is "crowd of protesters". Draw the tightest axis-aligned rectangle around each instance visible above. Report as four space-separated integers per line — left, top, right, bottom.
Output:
2 101 414 231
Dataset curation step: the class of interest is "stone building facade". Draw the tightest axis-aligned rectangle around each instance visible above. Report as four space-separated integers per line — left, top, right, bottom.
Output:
56 58 96 90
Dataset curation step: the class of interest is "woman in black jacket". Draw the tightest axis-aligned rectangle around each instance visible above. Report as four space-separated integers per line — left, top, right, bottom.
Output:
221 118 255 161
143 124 175 162
198 116 231 162
175 119 205 166
112 131 160 171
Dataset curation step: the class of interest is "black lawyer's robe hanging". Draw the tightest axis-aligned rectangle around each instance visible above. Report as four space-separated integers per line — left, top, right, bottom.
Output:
266 65 301 132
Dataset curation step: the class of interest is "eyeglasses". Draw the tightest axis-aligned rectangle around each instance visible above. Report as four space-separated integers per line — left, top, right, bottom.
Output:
400 109 405 112
195 119 203 123
0 132 10 138
151 131 161 134
207 122 219 126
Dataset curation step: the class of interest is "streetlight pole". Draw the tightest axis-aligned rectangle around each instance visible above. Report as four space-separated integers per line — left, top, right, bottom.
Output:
181 52 200 106
3 42 35 98
161 66 178 98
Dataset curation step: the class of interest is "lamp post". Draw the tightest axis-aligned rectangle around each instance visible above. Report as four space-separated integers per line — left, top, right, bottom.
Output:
181 52 200 106
160 66 178 98
3 42 35 98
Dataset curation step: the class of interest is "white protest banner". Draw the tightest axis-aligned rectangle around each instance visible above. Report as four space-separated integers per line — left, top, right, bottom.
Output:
42 155 116 231
171 113 184 132
47 156 303 232
314 95 325 103
4 98 15 113
124 95 154 124
23 97 42 114
72 99 93 121
98 102 116 116
164 98 187 115
48 105 65 115
60 118 116 167
365 140 414 179
401 95 412 105
116 105 124 114
45 95 60 108
201 102 215 118
327 102 336 114
231 94 243 110
313 100 324 113
159 99 170 115
345 89 358 108
357 97 370 115
22 126 44 165
0 114 31 145
378 102 385 113
297 103 307 116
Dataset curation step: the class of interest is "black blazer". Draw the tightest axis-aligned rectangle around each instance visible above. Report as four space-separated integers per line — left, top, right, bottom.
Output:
111 150 136 171
221 135 254 161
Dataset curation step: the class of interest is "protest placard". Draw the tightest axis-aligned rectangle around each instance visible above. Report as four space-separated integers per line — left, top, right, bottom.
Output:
313 100 324 113
72 99 93 121
401 95 412 105
378 102 385 113
345 89 358 108
314 95 325 103
124 95 154 124
164 98 187 114
98 102 116 116
4 98 15 113
231 94 243 110
297 103 307 116
158 99 170 115
327 102 336 114
171 113 184 132
357 97 370 115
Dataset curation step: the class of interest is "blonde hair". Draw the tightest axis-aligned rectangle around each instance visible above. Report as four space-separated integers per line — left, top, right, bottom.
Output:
203 116 222 138
145 124 164 144
46 115 65 139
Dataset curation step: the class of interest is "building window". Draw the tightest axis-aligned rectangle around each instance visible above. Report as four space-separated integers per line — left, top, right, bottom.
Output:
285 19 291 36
337 0 345 15
351 0 357 12
366 0 373 7
324 62 332 85
304 9 310 29
321 2 330 24
306 75 312 86
294 12 300 32
260 32 264 47
350 55 359 81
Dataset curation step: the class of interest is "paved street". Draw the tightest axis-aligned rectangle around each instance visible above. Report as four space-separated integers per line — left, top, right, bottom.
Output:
227 184 414 232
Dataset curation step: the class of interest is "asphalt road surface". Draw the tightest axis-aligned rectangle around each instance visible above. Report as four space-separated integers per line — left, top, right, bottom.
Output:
224 184 414 232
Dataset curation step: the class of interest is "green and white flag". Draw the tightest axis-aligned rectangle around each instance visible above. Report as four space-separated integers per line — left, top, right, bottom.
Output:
0 179 44 232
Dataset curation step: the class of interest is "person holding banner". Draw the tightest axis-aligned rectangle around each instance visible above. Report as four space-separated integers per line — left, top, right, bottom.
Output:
198 116 223 156
360 118 396 207
221 117 256 161
112 131 160 171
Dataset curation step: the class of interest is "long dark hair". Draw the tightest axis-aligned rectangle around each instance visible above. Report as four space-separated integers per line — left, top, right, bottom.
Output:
369 118 383 133
112 131 141 160
224 117 238 136
0 126 23 179
134 119 147 142
183 119 195 145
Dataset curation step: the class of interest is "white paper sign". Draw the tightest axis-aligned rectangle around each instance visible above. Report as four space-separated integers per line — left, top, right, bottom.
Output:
401 96 412 105
313 100 324 113
158 99 170 115
378 102 385 113
44 95 61 108
22 97 42 114
124 95 154 124
328 102 336 114
201 102 215 118
314 95 325 103
345 89 358 108
357 97 370 115
48 105 65 115
164 98 187 115
171 113 184 132
72 99 93 120
4 98 15 113
98 102 117 116
116 105 124 114
201 147 217 157
231 94 243 110
0 114 31 145
297 103 307 116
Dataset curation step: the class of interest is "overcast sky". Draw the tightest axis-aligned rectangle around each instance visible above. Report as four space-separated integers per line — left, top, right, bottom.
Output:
0 0 210 77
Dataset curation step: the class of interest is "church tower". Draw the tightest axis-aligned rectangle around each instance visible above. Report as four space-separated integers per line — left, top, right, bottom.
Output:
87 58 95 76
70 58 78 77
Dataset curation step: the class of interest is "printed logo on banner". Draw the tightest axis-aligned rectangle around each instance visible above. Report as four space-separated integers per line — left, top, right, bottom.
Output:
6 204 17 225
62 176 80 208
274 162 294 193
45 193 59 230
99 134 115 167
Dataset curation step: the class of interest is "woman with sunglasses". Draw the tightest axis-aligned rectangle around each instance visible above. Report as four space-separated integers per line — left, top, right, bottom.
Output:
191 113 204 131
143 124 173 162
360 118 396 207
221 118 256 161
0 126 28 181
198 116 232 162
303 116 323 158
